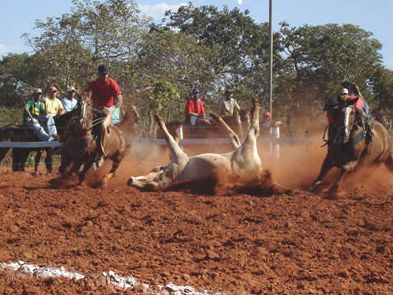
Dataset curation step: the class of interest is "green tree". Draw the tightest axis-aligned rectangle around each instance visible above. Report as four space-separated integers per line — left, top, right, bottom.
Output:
275 23 383 133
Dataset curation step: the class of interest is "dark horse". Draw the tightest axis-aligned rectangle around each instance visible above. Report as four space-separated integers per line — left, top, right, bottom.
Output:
0 109 77 173
310 96 393 192
156 109 250 140
59 93 139 188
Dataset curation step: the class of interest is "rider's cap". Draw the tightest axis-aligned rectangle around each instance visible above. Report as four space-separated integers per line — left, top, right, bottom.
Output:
98 64 109 75
263 111 271 118
67 86 76 93
323 94 339 111
34 88 43 94
193 87 200 94
341 88 349 95
225 88 234 94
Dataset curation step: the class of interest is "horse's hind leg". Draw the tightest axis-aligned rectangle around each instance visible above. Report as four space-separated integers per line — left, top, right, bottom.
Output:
383 152 393 173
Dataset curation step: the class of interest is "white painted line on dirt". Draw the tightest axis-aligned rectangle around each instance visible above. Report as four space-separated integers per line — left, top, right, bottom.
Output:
0 261 218 294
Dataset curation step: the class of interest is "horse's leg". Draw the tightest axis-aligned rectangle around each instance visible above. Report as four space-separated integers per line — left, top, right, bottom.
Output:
0 148 11 170
309 155 334 192
44 148 53 174
12 148 25 172
383 151 393 173
101 154 125 188
59 154 73 178
78 154 96 185
35 150 42 173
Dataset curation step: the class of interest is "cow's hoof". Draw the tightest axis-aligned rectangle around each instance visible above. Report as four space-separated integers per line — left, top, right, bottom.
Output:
127 178 133 186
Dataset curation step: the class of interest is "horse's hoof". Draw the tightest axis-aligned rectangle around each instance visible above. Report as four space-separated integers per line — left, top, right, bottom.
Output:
309 181 321 193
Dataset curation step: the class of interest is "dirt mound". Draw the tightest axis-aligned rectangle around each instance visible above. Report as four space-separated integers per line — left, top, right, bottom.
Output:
0 140 392 293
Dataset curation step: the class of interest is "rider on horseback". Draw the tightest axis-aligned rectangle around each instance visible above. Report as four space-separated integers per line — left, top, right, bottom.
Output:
87 64 123 168
340 82 373 144
324 83 373 145
184 87 207 125
218 89 241 116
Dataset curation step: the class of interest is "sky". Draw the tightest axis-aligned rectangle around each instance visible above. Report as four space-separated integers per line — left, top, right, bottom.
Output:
0 0 392 70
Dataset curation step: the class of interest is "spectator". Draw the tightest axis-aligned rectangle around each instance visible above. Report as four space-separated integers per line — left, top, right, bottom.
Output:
23 88 58 141
44 86 66 117
61 86 78 112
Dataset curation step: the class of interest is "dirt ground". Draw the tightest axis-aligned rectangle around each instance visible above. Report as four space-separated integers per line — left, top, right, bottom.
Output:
0 140 392 294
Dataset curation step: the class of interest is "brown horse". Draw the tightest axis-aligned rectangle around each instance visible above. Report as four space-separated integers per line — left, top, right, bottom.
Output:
310 97 393 192
0 109 77 173
59 93 96 180
156 109 250 140
60 93 140 188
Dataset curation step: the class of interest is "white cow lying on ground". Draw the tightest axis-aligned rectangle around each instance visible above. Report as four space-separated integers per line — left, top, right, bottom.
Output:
127 98 285 193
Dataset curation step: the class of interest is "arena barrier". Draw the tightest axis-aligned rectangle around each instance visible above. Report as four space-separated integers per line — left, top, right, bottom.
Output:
1 136 392 149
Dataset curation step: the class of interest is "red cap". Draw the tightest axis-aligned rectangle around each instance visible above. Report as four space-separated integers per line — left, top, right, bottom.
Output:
263 111 271 118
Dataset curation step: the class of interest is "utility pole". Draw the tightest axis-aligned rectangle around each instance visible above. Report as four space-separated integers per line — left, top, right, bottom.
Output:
269 0 273 118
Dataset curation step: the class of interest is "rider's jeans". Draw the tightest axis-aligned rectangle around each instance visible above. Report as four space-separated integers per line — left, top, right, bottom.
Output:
25 115 58 141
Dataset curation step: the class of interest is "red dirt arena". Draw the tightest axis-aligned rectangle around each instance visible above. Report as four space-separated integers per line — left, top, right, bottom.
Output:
0 139 392 294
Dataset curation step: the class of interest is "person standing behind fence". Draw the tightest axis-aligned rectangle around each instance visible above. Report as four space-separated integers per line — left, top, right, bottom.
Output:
184 87 206 125
61 86 78 112
45 86 66 118
23 88 58 141
218 89 241 116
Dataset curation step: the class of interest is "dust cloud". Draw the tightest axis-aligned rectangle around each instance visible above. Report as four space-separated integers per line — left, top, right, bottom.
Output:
102 135 393 196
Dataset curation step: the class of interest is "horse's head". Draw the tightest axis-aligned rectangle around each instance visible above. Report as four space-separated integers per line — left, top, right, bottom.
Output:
71 92 93 135
325 94 358 144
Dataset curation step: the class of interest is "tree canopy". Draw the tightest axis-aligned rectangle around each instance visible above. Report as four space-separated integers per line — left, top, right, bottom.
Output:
0 0 392 133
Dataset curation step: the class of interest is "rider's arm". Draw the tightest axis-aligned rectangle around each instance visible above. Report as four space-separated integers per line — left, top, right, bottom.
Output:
114 94 123 108
24 107 34 121
185 100 198 116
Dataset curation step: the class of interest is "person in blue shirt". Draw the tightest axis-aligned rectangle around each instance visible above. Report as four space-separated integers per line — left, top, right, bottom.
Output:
61 86 78 112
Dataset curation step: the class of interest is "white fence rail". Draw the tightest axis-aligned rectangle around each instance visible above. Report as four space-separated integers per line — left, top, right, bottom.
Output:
0 137 315 149
1 136 392 149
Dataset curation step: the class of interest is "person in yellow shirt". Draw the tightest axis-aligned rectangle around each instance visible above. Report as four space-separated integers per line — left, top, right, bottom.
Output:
45 86 66 117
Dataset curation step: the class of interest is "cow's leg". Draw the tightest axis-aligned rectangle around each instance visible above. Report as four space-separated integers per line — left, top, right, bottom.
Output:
211 114 241 149
155 115 187 164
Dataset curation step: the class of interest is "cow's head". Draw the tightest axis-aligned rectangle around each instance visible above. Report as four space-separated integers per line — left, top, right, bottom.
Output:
127 165 173 190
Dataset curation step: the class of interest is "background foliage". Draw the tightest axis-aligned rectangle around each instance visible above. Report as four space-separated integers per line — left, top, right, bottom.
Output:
1 0 392 134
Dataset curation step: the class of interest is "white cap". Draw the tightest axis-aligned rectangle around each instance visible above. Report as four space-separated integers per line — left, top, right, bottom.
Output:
67 86 76 93
341 88 349 95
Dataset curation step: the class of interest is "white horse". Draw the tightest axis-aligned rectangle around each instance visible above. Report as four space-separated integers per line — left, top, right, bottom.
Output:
127 98 284 192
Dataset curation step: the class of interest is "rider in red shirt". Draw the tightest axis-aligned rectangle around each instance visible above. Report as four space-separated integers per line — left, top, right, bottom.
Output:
87 64 123 167
184 87 206 125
